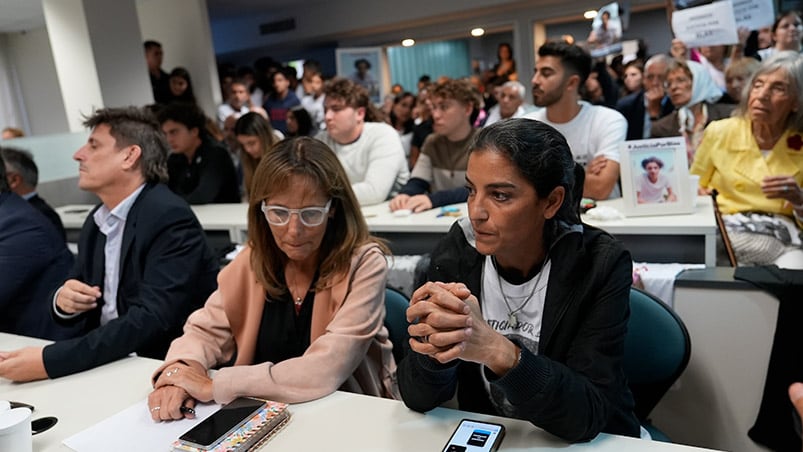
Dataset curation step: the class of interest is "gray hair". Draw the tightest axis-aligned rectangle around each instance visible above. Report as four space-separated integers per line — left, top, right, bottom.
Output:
0 147 38 188
644 54 671 72
502 80 526 100
735 51 803 132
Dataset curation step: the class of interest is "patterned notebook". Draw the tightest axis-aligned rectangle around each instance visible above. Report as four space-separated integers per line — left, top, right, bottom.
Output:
172 399 291 452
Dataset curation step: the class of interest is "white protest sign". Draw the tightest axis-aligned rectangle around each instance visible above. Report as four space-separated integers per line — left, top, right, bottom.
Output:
672 0 739 47
731 0 775 30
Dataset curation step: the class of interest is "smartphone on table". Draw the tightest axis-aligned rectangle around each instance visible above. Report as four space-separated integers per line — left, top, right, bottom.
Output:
442 418 506 452
177 397 266 450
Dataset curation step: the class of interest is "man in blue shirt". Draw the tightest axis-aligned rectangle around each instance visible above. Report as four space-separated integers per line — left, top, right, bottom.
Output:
0 107 218 382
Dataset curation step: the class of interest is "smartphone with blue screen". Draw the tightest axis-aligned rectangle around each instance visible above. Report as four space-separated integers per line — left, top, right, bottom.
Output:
442 419 505 452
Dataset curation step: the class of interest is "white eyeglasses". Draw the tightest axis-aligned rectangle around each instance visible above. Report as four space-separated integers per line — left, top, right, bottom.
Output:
260 199 332 227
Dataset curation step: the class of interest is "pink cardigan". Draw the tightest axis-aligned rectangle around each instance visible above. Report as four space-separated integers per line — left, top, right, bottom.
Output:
152 243 399 403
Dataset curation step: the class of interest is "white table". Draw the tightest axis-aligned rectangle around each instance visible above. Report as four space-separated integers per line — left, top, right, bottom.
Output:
0 334 159 452
55 202 460 256
582 197 717 266
189 203 249 244
0 333 719 452
56 204 250 245
361 202 464 255
57 198 717 265
362 199 717 264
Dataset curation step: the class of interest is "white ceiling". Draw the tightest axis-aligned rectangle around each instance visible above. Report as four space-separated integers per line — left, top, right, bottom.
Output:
205 0 327 21
0 0 326 33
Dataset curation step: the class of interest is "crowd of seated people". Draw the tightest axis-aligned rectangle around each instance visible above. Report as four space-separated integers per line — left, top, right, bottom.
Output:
3 15 803 448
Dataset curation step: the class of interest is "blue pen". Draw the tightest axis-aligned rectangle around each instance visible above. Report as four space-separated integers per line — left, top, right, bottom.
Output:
437 206 461 218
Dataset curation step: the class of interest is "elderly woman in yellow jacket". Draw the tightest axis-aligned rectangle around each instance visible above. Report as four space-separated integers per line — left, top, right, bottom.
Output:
691 51 803 268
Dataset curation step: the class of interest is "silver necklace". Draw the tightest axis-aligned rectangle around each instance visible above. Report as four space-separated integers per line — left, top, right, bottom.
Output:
287 271 311 308
494 256 548 326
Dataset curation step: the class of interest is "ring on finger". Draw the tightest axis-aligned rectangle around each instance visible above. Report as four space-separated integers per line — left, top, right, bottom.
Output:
150 406 161 412
165 367 179 377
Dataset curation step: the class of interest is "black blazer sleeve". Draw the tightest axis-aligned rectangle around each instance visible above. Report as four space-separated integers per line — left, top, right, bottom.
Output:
42 184 218 378
616 91 646 141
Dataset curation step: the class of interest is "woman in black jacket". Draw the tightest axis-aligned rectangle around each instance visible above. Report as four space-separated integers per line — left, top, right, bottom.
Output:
397 118 640 442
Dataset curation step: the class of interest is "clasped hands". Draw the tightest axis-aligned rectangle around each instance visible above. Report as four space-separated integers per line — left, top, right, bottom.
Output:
148 360 212 421
407 282 520 376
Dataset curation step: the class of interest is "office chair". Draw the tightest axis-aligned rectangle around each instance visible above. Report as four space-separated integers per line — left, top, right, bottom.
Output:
384 287 411 364
624 287 691 442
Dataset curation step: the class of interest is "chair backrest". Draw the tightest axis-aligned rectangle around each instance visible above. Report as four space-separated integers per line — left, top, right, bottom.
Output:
711 189 738 266
624 287 691 421
384 287 411 364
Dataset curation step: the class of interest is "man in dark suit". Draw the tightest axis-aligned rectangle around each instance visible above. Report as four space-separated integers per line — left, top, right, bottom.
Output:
616 54 675 141
0 156 76 340
0 107 219 382
1 146 67 241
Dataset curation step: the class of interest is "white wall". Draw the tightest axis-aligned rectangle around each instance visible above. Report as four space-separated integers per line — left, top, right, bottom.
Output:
5 27 69 135
83 0 153 108
0 34 26 132
137 0 221 116
42 0 103 132
653 284 779 452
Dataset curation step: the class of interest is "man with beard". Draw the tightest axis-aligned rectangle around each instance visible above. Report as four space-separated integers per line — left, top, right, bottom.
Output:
525 41 626 200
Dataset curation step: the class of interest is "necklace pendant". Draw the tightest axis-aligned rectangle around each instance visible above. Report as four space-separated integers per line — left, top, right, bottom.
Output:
508 313 517 326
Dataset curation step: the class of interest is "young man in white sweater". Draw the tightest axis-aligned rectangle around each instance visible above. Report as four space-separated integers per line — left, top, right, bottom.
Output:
316 78 409 206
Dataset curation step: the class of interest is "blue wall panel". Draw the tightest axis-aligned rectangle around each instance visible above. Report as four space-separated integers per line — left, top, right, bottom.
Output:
388 39 472 93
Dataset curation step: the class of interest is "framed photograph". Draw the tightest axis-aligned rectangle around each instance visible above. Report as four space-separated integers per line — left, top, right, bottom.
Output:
336 47 385 105
619 137 695 217
588 2 624 58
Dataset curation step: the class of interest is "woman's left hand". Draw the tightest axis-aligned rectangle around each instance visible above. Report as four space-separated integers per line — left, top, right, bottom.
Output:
407 282 473 363
761 175 803 206
154 362 214 403
148 385 196 422
451 291 520 376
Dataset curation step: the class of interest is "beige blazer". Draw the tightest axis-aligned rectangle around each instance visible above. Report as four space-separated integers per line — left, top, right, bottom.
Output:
153 243 399 403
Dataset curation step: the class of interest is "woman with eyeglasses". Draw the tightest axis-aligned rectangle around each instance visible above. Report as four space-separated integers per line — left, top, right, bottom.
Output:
691 52 803 268
147 137 399 421
650 60 734 165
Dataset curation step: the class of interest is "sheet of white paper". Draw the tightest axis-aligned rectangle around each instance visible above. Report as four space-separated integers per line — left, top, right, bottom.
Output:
63 398 220 452
672 0 739 47
731 0 775 30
